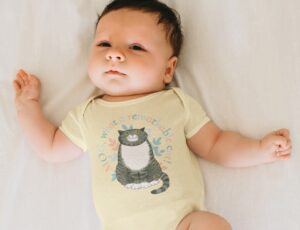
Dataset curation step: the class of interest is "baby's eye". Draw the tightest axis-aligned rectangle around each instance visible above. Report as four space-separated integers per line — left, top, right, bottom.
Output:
130 44 145 51
97 41 111 47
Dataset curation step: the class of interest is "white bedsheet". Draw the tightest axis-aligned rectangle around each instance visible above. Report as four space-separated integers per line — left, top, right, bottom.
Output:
1 0 299 229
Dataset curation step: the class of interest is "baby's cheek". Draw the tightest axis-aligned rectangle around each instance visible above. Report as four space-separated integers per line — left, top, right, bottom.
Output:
87 58 95 75
88 60 102 78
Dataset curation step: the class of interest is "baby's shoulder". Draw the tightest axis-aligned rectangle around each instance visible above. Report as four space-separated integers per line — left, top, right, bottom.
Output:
66 96 99 121
169 87 197 107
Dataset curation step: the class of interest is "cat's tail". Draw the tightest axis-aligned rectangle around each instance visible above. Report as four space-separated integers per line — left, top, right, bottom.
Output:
151 172 170 194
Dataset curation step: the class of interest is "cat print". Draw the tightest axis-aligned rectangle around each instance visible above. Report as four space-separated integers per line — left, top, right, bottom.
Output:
116 128 170 194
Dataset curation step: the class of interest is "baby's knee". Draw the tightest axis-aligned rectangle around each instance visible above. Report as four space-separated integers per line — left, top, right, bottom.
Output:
205 212 231 230
177 211 232 230
195 212 232 230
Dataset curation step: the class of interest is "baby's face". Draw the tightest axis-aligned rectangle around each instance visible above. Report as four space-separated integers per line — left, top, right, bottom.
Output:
88 9 177 97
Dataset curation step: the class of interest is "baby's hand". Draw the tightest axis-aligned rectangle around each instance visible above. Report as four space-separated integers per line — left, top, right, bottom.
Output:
13 69 41 105
260 129 292 162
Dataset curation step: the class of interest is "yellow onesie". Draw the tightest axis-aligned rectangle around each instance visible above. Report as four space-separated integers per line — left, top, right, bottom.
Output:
59 87 210 230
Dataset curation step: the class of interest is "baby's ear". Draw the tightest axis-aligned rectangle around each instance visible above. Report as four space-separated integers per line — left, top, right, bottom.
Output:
164 56 178 84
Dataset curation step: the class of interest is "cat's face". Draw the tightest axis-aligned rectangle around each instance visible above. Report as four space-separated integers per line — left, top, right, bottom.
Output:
118 128 148 146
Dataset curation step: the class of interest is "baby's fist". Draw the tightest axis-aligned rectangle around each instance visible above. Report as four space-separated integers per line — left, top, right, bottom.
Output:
260 129 292 161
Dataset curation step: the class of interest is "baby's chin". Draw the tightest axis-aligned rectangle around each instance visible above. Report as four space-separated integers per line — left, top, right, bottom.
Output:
101 88 136 97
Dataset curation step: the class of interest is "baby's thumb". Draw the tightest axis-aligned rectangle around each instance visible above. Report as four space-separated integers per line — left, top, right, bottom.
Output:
274 128 289 138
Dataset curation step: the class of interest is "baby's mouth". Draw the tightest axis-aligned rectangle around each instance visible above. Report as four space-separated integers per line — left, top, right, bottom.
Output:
105 70 126 76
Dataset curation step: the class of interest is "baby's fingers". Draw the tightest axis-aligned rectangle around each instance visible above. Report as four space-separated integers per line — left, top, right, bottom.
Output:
13 80 21 94
28 74 40 86
279 139 292 151
276 148 292 156
16 69 29 86
16 72 25 87
278 155 291 161
16 69 40 87
275 143 292 161
272 135 288 147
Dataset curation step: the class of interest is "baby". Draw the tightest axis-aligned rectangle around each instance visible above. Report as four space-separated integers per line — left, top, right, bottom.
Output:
13 0 292 229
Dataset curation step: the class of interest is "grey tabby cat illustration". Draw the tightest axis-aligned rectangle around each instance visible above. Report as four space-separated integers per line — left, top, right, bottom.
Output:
116 128 170 194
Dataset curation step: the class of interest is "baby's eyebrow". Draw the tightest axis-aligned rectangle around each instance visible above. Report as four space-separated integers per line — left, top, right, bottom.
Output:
94 33 109 42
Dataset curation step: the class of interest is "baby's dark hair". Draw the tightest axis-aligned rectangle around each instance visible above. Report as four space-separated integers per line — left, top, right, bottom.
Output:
96 0 183 57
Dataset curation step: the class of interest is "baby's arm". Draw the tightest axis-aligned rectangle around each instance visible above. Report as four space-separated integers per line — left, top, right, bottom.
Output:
187 121 292 167
13 69 83 163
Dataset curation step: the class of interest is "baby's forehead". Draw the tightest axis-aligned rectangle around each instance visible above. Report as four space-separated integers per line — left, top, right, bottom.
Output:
96 9 166 35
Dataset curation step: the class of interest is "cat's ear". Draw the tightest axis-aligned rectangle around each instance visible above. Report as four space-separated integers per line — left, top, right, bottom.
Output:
118 130 123 135
141 127 145 131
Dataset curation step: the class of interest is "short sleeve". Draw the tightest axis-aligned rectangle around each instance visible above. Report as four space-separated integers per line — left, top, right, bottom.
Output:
182 92 210 139
59 102 88 152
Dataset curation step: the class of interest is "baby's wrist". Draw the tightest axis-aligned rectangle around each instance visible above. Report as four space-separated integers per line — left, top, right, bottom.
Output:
253 138 262 154
15 98 40 113
257 136 272 155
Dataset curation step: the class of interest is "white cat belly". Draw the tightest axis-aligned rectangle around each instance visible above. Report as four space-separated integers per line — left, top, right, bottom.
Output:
121 142 150 170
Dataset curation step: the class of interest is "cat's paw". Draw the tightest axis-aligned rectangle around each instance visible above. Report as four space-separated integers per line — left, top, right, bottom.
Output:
150 180 160 186
126 183 146 189
125 180 160 190
125 183 138 189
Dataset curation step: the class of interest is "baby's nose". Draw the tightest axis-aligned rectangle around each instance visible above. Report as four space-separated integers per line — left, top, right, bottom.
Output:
106 49 125 62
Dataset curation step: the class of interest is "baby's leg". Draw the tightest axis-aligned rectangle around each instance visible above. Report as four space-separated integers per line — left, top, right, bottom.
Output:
176 211 232 230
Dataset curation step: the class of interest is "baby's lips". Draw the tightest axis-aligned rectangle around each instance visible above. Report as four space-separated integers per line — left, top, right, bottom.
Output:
105 69 127 76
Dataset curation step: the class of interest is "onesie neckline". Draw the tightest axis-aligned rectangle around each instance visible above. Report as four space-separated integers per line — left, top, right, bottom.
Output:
94 89 171 107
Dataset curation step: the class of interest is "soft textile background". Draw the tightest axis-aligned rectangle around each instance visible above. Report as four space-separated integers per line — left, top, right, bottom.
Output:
0 0 299 229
